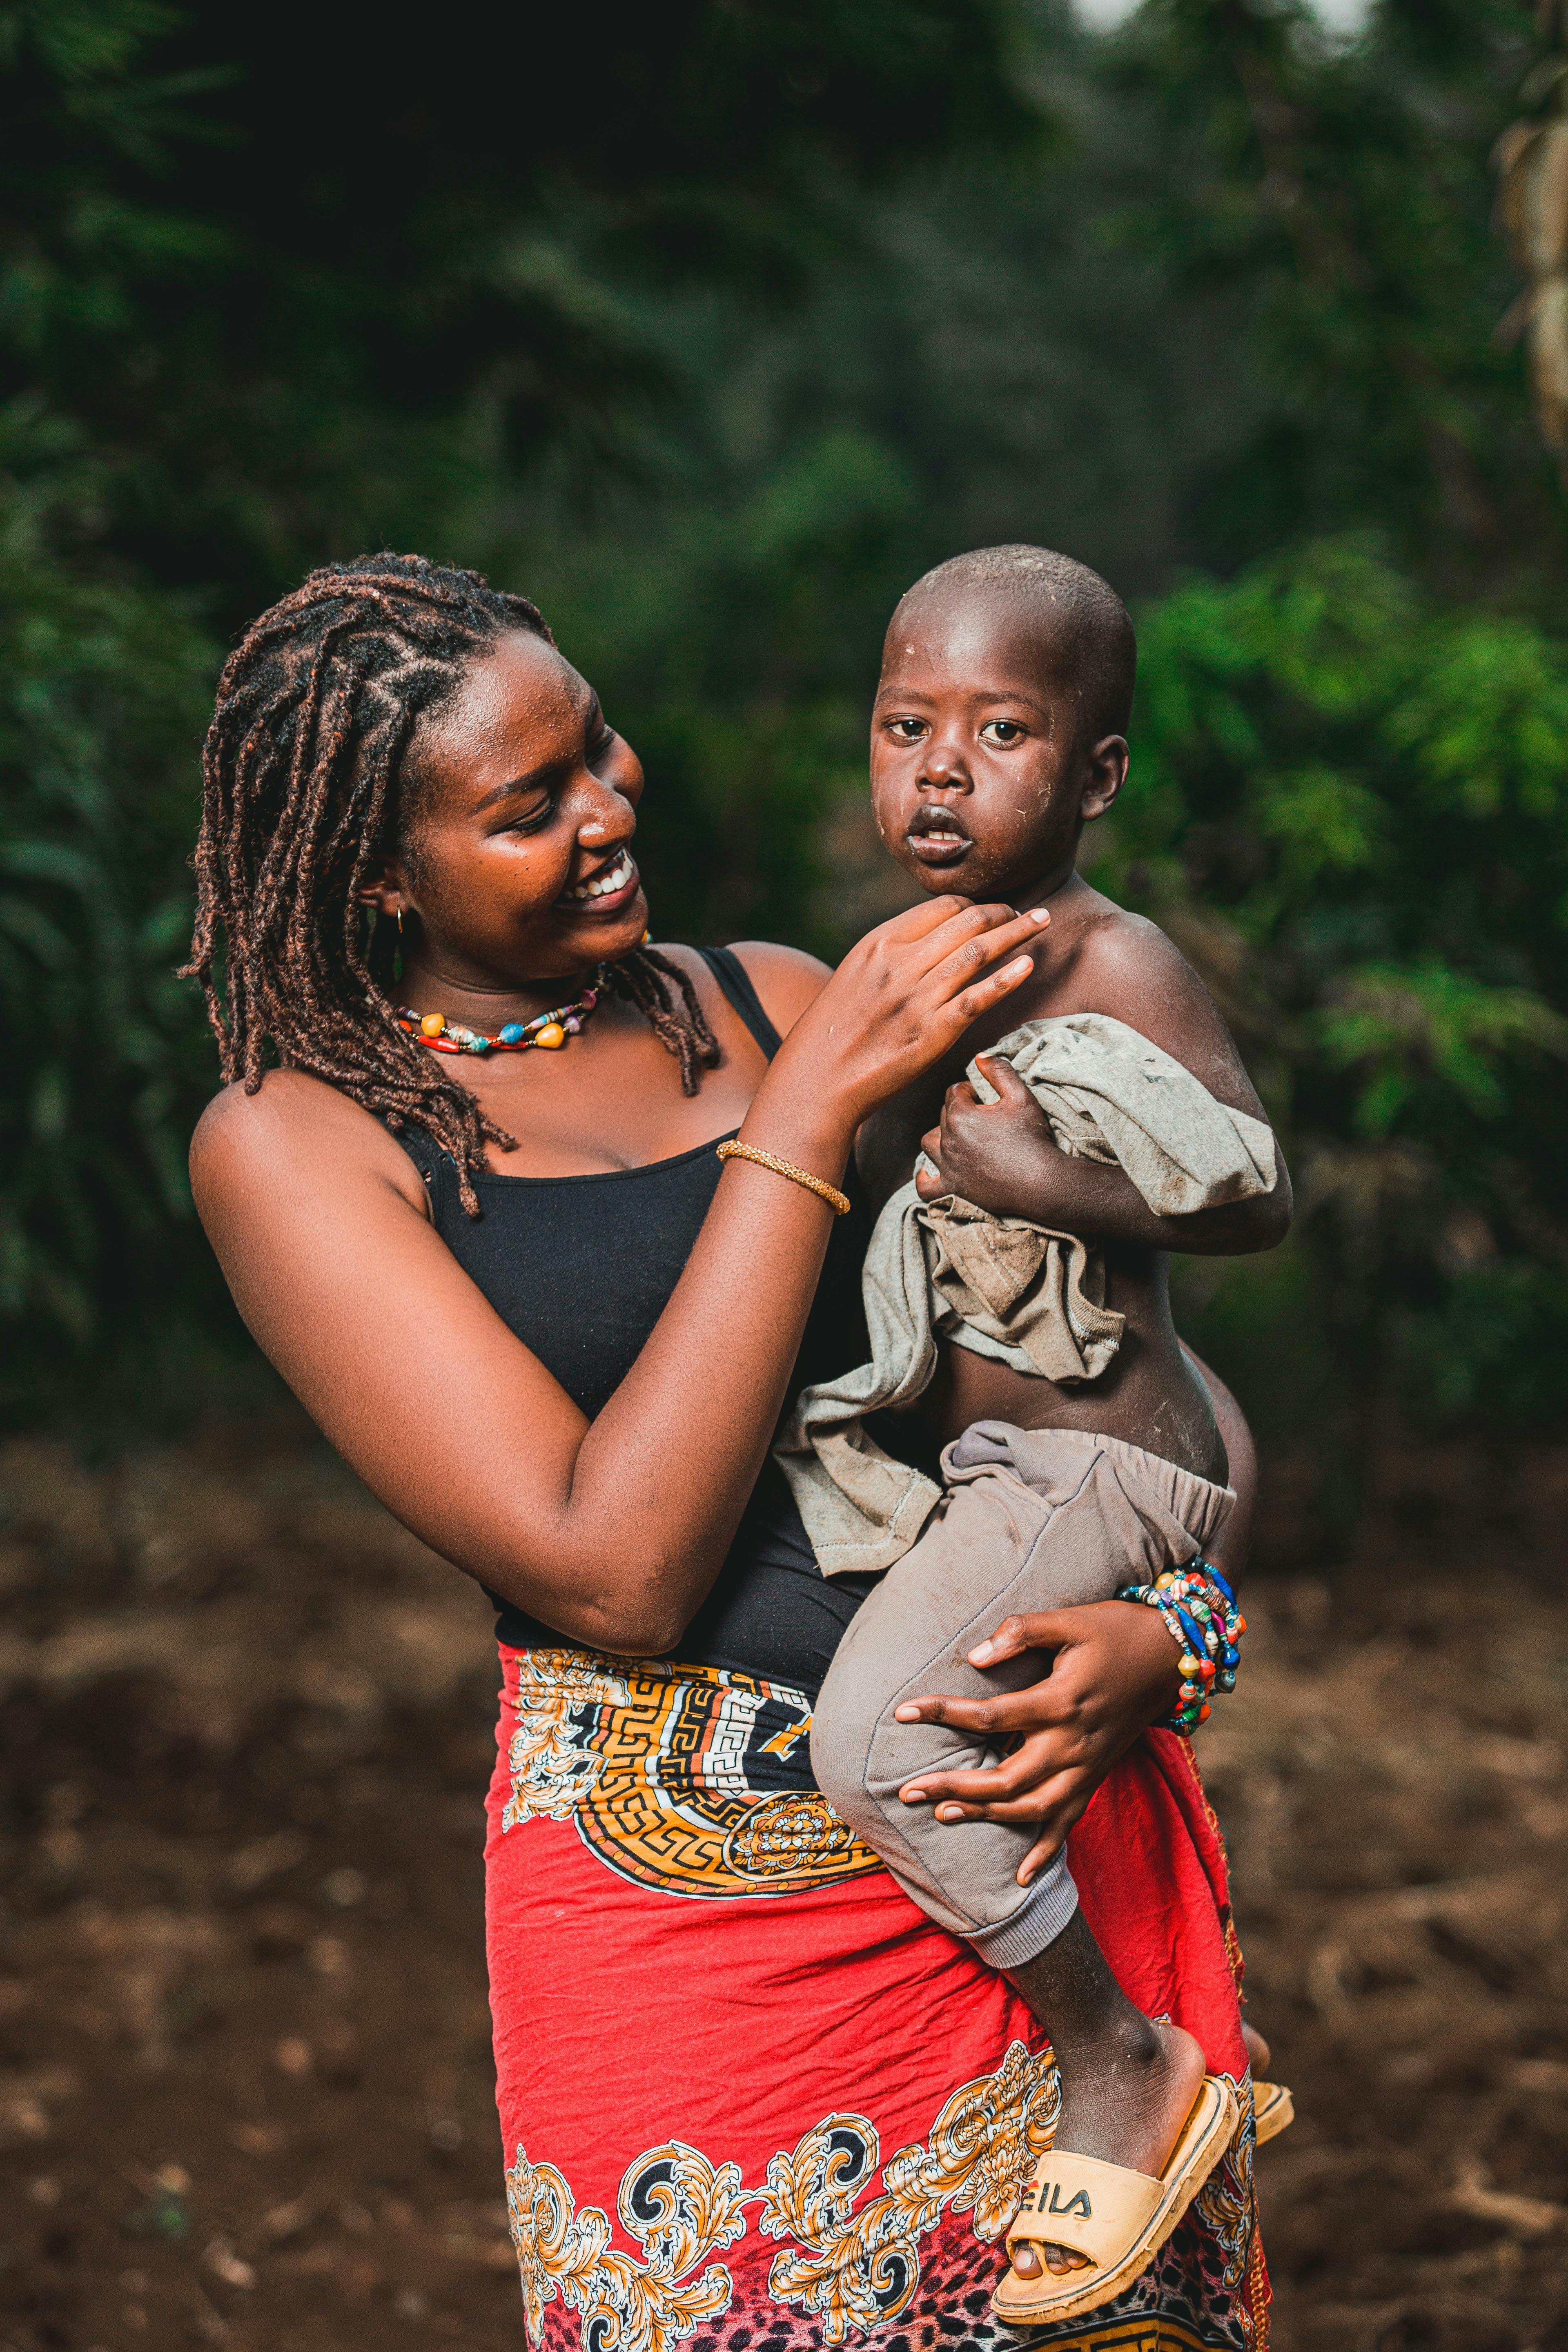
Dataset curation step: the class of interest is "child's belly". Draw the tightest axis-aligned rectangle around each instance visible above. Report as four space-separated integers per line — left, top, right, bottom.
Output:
920 1250 1229 1484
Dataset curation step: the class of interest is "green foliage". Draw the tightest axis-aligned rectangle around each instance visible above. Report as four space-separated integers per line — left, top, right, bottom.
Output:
3 0 1568 1464
1106 536 1568 1431
0 452 216 1358
1390 1259 1568 1424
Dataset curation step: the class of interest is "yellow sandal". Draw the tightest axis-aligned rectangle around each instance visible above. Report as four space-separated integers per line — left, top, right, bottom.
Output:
991 2074 1240 2327
1252 2079 1294 2145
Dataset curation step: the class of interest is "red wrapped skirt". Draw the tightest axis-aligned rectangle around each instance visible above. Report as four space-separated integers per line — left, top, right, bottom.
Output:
486 1647 1269 2352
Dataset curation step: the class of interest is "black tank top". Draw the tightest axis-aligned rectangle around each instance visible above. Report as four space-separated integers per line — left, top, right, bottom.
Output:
395 949 877 1696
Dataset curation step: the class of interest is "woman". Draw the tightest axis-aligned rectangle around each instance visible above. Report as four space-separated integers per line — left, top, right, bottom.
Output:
187 554 1267 2351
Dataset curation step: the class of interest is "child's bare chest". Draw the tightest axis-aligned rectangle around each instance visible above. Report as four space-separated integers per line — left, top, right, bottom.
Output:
857 958 1097 1209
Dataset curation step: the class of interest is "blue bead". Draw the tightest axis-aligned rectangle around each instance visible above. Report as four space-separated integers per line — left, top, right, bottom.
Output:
499 1023 526 1045
466 1036 491 1053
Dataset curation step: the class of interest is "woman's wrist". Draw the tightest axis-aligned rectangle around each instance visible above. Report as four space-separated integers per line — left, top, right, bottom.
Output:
1105 1597 1186 1724
738 1071 857 1188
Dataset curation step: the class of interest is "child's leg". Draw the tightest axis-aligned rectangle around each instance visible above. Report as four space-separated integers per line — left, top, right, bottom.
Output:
1003 1920 1205 2276
811 1426 1229 2276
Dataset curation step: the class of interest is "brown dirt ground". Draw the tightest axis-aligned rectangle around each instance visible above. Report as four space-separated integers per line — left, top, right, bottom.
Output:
1 1420 1565 2352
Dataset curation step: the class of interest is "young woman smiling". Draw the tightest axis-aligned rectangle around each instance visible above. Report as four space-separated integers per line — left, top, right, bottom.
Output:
186 555 1252 2352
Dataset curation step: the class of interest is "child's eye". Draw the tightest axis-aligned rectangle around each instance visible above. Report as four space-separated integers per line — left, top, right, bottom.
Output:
885 717 927 743
980 719 1026 746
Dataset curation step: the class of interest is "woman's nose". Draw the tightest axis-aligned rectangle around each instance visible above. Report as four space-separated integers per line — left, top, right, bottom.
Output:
572 771 636 846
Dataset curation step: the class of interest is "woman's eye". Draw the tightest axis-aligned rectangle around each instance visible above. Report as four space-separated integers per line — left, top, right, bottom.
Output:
981 719 1025 746
506 795 553 833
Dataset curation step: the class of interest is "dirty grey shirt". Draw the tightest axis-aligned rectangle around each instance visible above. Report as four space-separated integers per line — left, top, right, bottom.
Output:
775 1012 1276 1580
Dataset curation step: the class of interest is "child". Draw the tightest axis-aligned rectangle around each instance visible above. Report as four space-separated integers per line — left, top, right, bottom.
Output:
780 546 1292 2327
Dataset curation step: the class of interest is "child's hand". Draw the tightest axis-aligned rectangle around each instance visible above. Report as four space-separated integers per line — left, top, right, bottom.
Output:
890 1601 1183 1886
913 1054 1067 1220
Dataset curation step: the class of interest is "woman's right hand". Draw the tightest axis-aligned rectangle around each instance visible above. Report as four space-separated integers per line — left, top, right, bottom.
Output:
749 896 1048 1149
891 1601 1185 1885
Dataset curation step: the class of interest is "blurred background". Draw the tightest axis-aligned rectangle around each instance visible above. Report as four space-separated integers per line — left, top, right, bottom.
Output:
2 3 1566 2348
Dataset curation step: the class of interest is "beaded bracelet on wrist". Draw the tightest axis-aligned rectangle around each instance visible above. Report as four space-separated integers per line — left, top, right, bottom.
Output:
1118 1559 1247 1735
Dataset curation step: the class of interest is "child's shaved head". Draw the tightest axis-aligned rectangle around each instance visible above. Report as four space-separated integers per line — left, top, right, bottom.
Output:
888 545 1136 742
873 544 1136 902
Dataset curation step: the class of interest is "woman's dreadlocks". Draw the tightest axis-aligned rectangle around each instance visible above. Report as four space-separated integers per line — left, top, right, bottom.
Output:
184 552 719 1212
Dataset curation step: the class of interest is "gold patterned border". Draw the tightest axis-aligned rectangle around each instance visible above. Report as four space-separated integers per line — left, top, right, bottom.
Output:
501 1646 882 1899
506 2038 1060 2350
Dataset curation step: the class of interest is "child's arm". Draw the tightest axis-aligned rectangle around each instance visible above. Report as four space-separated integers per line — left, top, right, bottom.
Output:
916 917 1291 1256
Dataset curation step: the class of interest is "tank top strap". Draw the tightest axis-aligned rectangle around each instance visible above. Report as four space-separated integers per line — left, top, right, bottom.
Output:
697 945 782 1060
387 1115 449 1196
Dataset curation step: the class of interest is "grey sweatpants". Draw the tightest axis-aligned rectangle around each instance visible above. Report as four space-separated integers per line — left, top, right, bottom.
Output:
809 1421 1234 1969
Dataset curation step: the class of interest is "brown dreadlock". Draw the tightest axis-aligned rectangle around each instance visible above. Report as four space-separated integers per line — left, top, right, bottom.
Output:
184 552 719 1213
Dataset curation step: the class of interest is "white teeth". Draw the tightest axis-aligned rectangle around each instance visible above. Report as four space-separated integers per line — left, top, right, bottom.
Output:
567 853 633 902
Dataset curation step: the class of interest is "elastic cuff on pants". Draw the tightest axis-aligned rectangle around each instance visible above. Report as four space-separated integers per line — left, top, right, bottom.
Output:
964 1851 1078 1970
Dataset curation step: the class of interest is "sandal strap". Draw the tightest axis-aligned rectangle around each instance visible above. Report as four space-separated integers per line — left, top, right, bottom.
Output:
1005 2150 1164 2269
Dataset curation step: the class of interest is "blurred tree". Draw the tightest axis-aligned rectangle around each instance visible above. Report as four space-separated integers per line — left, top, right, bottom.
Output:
3 0 1566 1490
1092 0 1551 584
1494 0 1568 472
0 0 1037 1398
0 468 216 1377
1105 536 1568 1475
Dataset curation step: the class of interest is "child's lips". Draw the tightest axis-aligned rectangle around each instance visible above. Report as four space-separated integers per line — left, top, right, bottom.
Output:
906 824 973 865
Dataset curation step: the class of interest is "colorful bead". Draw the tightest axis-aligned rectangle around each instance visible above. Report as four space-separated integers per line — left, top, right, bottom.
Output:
1117 1555 1245 1736
396 969 610 1060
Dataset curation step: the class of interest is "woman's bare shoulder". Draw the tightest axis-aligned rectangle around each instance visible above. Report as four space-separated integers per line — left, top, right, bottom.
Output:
650 938 831 1046
190 1067 428 1214
725 940 833 1036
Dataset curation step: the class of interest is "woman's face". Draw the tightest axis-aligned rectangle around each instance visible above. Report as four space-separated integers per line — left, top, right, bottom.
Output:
374 629 648 988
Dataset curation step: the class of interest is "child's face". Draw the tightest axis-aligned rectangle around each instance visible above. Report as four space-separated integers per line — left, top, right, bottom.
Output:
869 590 1125 903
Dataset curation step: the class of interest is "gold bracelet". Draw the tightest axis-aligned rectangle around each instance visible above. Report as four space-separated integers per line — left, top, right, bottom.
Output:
716 1140 851 1216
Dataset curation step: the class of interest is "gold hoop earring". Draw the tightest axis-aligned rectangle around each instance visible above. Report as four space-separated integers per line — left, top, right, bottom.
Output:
396 908 404 934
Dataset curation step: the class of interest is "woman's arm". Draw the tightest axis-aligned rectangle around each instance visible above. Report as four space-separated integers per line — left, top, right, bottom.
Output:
192 898 1046 1656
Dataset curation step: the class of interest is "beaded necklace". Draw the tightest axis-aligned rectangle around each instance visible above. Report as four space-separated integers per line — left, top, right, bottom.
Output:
396 966 607 1056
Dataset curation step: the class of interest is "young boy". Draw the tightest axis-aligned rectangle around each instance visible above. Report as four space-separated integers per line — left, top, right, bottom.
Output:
784 546 1292 2324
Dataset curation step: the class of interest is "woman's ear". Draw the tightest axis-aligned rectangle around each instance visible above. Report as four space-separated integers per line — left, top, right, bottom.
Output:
355 862 411 919
1081 735 1129 824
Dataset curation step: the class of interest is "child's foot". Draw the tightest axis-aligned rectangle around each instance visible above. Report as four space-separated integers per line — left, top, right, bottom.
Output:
1241 2020 1270 2076
1011 2019 1207 2280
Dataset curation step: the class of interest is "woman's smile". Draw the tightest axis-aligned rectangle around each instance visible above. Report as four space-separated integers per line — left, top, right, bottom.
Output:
561 846 639 910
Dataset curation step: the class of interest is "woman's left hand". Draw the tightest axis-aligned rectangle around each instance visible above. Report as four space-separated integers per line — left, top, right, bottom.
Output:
892 1601 1183 1886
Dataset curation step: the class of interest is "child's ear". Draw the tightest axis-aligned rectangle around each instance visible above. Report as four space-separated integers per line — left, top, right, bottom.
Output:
1081 735 1128 824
